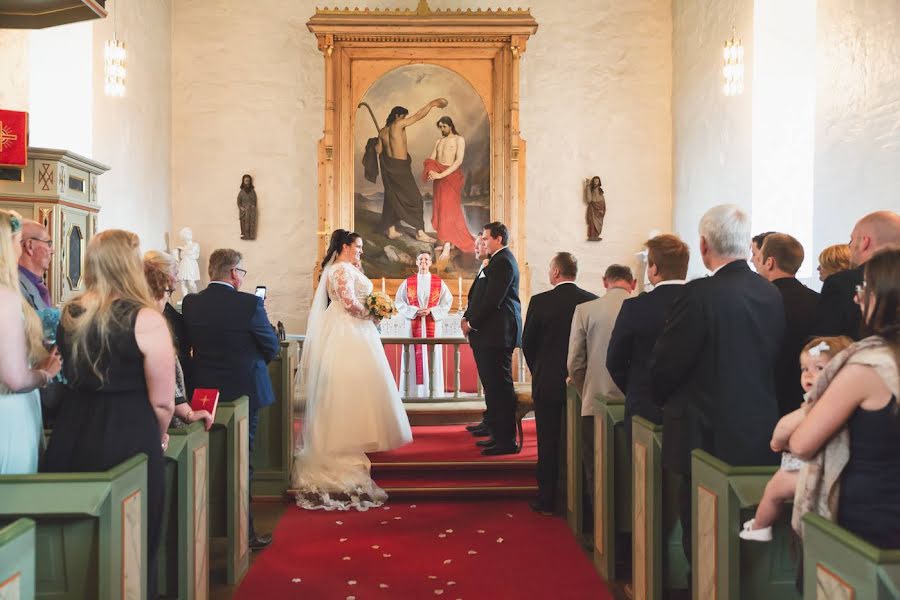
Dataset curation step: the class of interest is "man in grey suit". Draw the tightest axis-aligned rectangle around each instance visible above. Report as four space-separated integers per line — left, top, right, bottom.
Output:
567 265 635 494
18 219 53 311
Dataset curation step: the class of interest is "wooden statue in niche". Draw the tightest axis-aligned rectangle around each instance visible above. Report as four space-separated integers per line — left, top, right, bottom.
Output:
238 174 257 240
584 175 606 241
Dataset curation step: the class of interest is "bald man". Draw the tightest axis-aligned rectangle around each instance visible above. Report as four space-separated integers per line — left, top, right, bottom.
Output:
814 210 900 339
18 219 54 311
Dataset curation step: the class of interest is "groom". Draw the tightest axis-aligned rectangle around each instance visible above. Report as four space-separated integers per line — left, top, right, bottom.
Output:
462 222 522 455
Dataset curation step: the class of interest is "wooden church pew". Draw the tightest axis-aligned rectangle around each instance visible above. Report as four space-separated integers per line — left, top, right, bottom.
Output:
802 513 900 599
631 416 688 600
208 396 250 585
691 450 798 600
0 518 36 599
565 384 585 538
0 455 149 599
593 395 630 581
251 340 296 498
158 422 210 600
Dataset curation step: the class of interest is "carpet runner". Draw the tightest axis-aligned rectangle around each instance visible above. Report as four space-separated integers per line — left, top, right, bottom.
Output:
234 498 612 600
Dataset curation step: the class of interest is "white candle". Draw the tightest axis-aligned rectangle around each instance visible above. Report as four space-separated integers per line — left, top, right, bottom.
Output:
458 276 462 298
382 277 386 294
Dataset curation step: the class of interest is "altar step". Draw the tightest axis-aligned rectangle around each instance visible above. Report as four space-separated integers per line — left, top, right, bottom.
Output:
403 399 487 427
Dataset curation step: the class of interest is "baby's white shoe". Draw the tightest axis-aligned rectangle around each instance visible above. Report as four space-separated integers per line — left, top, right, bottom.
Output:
739 518 772 542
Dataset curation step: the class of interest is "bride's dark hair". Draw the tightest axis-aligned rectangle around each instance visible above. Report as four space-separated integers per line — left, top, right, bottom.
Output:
322 229 361 268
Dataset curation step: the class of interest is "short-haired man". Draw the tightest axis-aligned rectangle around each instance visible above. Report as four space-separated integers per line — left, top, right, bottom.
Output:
750 231 776 273
182 248 280 551
522 252 597 514
814 210 900 339
18 219 54 311
567 264 635 505
462 222 522 455
757 233 819 415
394 251 454 397
607 234 689 445
651 204 784 565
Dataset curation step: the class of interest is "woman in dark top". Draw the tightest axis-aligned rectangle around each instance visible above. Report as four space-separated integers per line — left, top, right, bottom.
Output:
790 246 900 548
44 230 175 600
144 250 194 396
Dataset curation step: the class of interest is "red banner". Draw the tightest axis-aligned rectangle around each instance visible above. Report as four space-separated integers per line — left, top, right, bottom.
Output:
0 110 28 168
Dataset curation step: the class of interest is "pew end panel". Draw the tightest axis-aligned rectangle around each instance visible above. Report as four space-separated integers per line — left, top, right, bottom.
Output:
253 340 296 497
691 450 799 600
0 518 36 600
565 384 584 539
594 396 630 582
208 396 250 586
802 513 900 599
0 455 149 600
160 422 210 600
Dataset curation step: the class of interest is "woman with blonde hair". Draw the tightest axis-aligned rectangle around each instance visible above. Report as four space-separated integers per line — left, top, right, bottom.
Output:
817 244 852 282
43 229 175 600
0 209 61 473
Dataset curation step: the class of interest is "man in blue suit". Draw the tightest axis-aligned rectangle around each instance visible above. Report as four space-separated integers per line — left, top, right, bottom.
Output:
182 248 280 551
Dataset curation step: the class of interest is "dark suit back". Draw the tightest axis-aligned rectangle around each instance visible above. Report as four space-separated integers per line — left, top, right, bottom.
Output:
522 283 598 404
607 283 684 428
812 266 863 340
651 260 784 473
464 248 522 349
181 283 280 410
772 277 819 415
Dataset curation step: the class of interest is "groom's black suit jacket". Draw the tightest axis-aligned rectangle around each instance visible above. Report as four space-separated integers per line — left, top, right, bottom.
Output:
464 247 522 349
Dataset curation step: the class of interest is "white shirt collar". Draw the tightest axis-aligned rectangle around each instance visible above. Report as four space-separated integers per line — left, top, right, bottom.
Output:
653 279 685 287
209 281 235 290
553 280 576 288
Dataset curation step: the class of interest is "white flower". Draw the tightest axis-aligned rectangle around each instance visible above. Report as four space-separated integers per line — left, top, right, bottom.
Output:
291 578 302 583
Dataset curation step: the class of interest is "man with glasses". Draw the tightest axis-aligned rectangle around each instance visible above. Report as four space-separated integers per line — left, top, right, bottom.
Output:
18 219 54 311
182 248 280 551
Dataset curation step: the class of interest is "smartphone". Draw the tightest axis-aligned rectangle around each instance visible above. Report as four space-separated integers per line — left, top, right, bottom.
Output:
255 286 267 300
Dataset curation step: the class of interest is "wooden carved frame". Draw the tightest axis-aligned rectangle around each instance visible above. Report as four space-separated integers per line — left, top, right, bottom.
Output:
307 1 537 295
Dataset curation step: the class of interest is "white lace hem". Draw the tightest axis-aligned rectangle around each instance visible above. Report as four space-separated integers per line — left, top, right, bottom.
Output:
294 483 389 512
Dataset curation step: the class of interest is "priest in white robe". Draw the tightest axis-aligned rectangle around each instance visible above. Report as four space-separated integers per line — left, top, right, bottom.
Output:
395 251 454 397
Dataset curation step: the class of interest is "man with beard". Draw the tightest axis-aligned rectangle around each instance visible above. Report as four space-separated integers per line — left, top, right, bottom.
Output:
377 100 446 243
424 116 474 261
237 174 257 240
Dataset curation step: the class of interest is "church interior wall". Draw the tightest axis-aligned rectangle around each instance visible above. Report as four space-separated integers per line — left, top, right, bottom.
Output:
171 0 674 332
0 30 30 111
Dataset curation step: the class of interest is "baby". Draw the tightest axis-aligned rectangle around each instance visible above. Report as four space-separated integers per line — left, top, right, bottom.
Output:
739 335 853 541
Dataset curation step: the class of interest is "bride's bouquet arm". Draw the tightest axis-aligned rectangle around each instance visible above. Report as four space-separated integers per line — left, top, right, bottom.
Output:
332 266 373 320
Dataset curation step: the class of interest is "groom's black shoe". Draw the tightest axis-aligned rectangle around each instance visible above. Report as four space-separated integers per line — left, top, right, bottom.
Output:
529 500 555 516
475 437 496 448
249 533 273 551
465 422 485 432
470 426 492 437
481 443 517 456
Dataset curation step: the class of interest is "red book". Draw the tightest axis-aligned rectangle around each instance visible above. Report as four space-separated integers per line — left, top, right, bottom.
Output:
190 388 220 421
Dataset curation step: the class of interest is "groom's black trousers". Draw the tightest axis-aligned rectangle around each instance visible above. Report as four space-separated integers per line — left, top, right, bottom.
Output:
472 345 517 446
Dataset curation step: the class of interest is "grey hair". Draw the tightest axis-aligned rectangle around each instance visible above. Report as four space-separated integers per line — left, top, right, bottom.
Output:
699 204 750 259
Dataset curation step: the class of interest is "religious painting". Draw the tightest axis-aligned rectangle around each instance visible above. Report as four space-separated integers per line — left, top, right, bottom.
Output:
354 64 490 279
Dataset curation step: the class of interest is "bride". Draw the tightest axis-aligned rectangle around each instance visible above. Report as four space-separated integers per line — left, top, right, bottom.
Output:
291 229 412 510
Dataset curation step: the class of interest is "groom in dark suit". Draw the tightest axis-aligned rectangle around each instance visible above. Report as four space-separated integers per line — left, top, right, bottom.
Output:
522 252 597 513
462 222 522 455
182 248 281 551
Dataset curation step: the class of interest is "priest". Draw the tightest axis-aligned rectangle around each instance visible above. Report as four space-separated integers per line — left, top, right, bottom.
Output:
395 251 454 397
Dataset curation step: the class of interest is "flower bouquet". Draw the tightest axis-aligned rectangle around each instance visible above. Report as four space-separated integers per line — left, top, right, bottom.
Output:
365 291 398 321
38 307 61 346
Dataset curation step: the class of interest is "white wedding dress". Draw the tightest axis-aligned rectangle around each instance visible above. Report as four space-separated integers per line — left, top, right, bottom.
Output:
291 260 412 510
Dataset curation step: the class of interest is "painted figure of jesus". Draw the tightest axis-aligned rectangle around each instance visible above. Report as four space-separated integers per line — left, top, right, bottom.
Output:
423 116 475 261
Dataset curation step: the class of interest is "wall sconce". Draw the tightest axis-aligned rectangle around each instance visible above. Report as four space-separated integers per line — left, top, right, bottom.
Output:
104 38 126 97
723 28 744 96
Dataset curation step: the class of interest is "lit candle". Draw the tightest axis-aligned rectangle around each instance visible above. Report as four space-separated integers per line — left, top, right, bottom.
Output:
382 277 386 294
458 276 463 306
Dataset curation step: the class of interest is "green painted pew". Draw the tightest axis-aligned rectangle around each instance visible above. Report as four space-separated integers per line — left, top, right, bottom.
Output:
208 396 250 585
565 384 584 538
0 455 149 599
593 396 630 581
158 422 210 600
0 518 36 600
631 416 688 600
252 340 296 497
691 450 799 600
802 513 900 599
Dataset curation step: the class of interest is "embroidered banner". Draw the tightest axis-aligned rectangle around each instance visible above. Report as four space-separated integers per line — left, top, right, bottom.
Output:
0 109 28 168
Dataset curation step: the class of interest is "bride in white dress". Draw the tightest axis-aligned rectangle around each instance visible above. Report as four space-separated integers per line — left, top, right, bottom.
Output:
291 229 412 510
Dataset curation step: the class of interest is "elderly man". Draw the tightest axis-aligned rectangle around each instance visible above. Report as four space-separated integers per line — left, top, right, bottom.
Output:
814 210 900 339
651 204 784 566
395 251 454 397
18 219 53 311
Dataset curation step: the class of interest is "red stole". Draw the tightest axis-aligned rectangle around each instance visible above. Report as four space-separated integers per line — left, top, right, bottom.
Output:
407 274 443 385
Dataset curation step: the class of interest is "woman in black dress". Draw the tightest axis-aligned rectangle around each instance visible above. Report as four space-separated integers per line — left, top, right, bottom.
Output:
790 246 900 548
44 230 175 599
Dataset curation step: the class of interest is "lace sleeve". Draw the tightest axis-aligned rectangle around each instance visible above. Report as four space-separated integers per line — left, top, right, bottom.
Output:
330 265 370 319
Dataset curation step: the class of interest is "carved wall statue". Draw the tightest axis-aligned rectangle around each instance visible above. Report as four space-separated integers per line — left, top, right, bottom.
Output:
584 175 606 241
238 174 257 240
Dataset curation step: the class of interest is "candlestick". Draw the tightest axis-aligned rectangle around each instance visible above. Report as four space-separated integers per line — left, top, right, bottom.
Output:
382 277 386 294
458 276 463 312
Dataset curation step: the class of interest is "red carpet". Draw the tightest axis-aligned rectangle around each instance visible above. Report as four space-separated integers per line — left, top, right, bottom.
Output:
369 420 537 464
235 499 612 600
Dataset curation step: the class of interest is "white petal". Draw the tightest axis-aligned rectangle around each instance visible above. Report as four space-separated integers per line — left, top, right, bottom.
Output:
381 521 388 525
340 538 348 542
346 596 356 600
291 578 302 583
477 529 485 534
336 520 344 525
506 513 513 518
383 553 392 558
348 580 357 585
410 504 417 508
443 559 452 564
496 537 504 543
428 575 437 579
371 544 380 549
446 529 453 533
380 583 389 589
434 590 444 595
383 506 391 510
468 550 477 555
394 516 402 520
343 556 351 561
438 533 446 538
447 581 456 586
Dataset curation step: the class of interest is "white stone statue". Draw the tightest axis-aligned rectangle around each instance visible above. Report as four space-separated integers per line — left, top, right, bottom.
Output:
176 227 200 297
